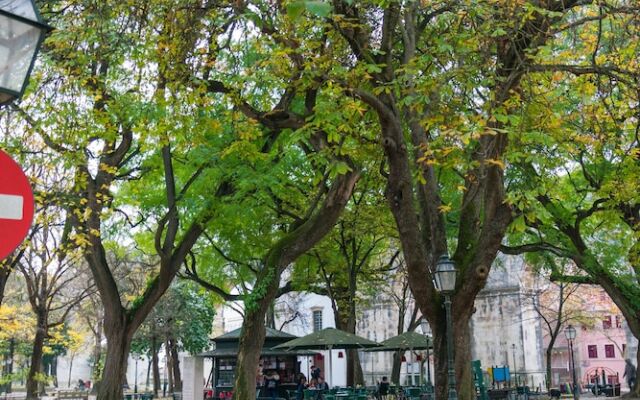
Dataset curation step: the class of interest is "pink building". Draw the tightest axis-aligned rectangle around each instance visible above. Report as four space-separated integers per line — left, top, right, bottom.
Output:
545 288 627 390
577 314 627 387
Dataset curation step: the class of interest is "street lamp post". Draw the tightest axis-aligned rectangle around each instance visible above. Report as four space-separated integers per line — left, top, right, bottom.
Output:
565 325 579 400
421 319 432 391
433 255 458 400
0 0 51 105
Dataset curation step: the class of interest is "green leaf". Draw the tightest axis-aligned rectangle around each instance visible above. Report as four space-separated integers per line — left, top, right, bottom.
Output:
286 1 305 19
305 1 332 17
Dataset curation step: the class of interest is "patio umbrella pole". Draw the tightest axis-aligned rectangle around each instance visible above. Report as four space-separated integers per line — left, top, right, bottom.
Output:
328 345 333 388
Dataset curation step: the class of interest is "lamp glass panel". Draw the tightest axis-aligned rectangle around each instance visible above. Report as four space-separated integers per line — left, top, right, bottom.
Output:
565 326 577 340
437 269 456 292
0 13 41 93
421 319 431 335
0 0 38 20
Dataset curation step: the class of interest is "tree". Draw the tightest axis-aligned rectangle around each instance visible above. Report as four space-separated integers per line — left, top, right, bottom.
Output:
279 2 623 399
16 217 93 399
382 260 421 385
522 258 588 389
20 2 235 399
0 303 35 393
291 171 395 386
498 3 640 394
23 3 359 400
131 281 215 393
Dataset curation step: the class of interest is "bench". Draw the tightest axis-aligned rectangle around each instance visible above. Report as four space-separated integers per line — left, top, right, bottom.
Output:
548 389 561 399
56 391 89 400
1 394 26 400
487 389 511 400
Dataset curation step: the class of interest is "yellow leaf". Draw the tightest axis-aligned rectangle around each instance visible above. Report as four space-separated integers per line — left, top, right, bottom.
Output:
485 159 505 169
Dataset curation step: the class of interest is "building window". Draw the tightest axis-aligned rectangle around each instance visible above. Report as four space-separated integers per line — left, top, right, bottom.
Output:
605 344 615 358
615 315 622 328
588 345 598 358
312 310 323 332
603 316 612 329
623 344 627 356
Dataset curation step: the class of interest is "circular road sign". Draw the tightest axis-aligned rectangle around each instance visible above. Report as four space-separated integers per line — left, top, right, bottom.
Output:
0 149 34 261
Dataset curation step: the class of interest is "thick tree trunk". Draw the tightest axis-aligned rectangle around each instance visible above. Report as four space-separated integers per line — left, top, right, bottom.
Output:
98 321 133 400
234 308 268 400
334 295 364 387
431 308 474 400
347 350 364 387
170 338 182 392
26 314 47 400
391 352 402 385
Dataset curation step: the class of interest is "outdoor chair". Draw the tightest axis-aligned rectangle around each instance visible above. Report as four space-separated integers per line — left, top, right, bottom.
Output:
405 387 421 400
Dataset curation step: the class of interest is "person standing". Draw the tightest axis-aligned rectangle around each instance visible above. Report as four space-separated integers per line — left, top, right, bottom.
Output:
624 359 637 391
311 365 321 380
264 370 280 400
378 376 390 400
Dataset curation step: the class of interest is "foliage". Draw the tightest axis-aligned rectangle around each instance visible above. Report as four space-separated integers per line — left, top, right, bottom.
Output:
131 281 215 356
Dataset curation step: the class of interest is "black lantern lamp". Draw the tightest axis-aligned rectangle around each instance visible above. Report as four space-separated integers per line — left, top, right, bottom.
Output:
565 325 579 400
433 255 457 293
0 0 51 105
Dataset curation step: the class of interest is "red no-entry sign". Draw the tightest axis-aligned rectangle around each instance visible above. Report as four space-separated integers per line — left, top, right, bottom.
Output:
0 149 34 261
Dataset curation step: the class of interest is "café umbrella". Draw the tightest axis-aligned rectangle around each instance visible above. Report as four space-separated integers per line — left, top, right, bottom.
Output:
365 331 433 385
273 327 382 387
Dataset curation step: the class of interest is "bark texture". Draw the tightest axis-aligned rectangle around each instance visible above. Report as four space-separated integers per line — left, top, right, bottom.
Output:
26 313 47 400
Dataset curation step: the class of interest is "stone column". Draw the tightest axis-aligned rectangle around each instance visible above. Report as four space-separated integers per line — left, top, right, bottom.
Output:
183 357 204 400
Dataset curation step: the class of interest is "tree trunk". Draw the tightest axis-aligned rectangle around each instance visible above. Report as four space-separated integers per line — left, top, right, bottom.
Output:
546 347 553 389
334 295 365 387
98 321 133 400
51 356 59 388
92 319 103 392
152 335 161 396
170 338 182 392
68 353 75 388
633 344 640 396
26 313 47 400
348 350 364 387
233 307 268 400
146 359 151 392
3 338 15 393
391 351 402 385
431 308 474 400
166 337 174 393
0 268 9 308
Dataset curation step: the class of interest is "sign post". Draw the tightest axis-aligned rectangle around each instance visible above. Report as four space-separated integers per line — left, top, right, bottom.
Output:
0 149 34 261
